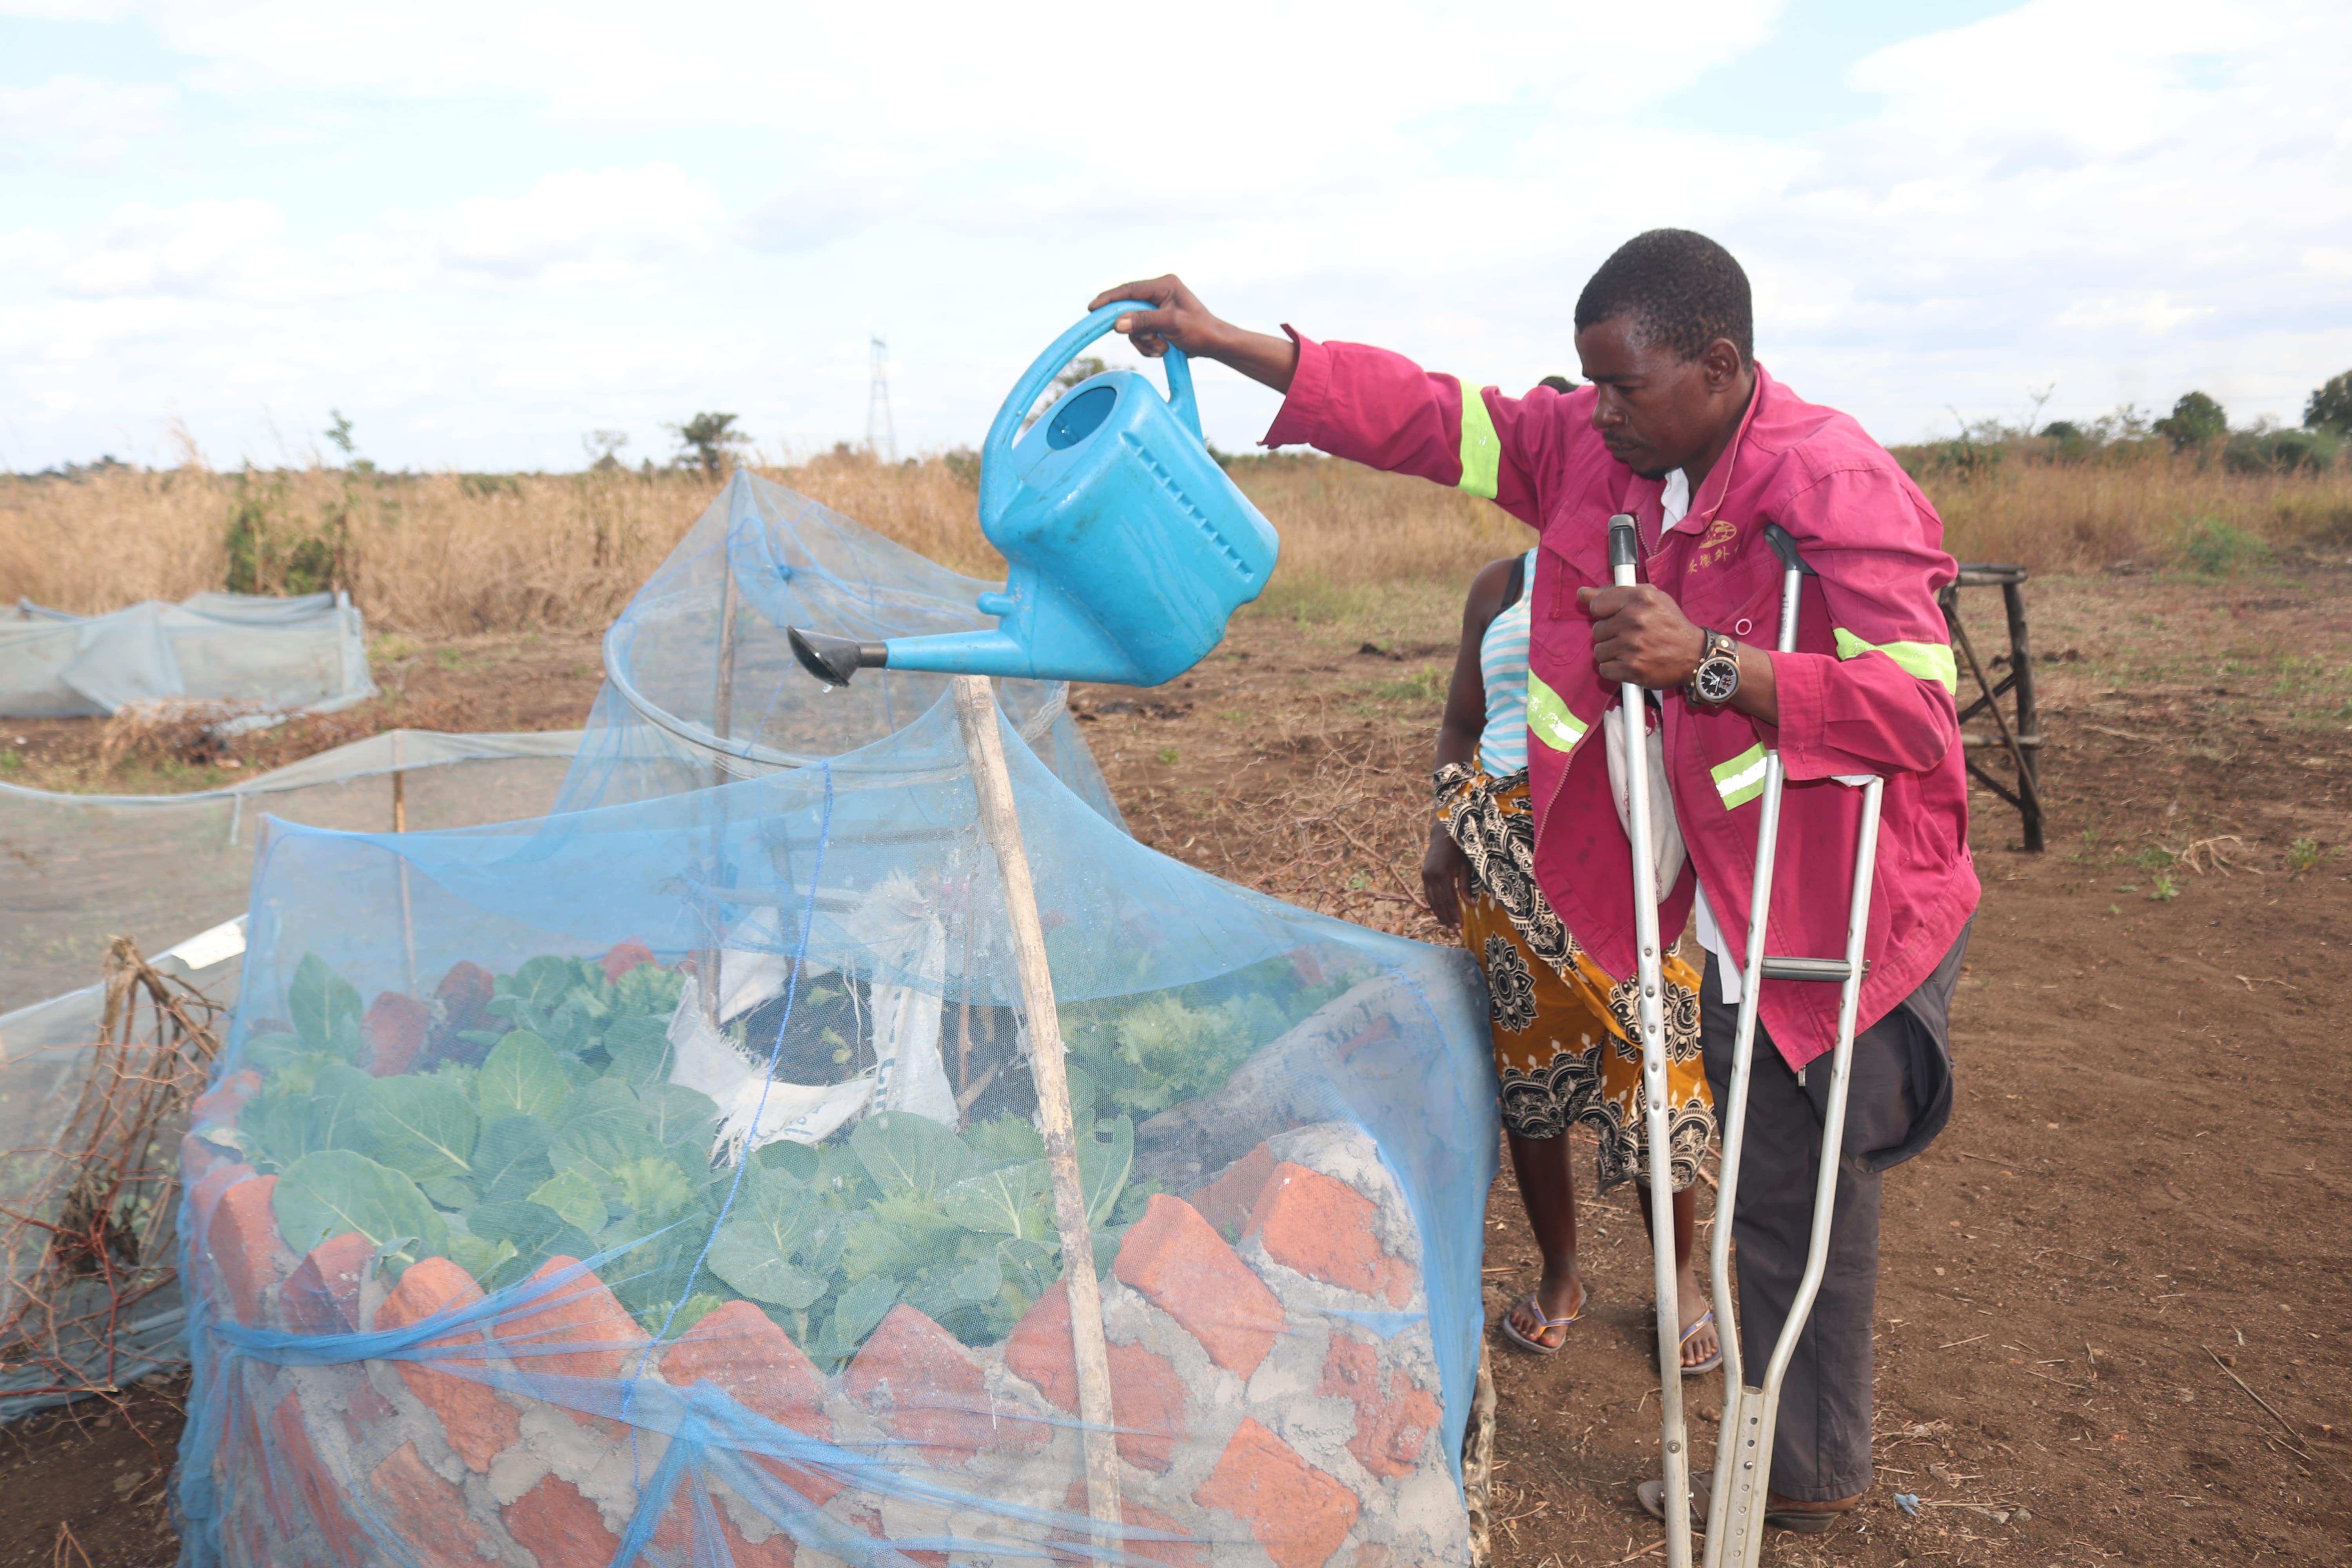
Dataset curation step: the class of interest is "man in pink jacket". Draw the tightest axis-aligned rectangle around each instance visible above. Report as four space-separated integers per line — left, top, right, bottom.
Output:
1093 230 1977 1532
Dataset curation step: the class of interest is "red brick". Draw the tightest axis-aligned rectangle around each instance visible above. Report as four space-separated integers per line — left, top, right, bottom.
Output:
490 1256 651 1440
190 1068 261 1132
1005 1282 1188 1474
367 1441 495 1567
419 961 496 1068
375 1256 521 1474
207 1173 286 1327
340 1370 399 1448
1192 1417 1359 1568
600 941 658 982
842 1304 1045 1466
1113 1194 1287 1378
1316 1334 1443 1479
661 1300 842 1506
652 1483 796 1568
178 1129 232 1188
1055 1480 1210 1568
188 1161 255 1317
364 991 431 1078
492 1256 650 1384
1244 1163 1412 1308
502 1474 616 1566
1184 1142 1277 1237
436 961 495 1028
283 1231 374 1334
269 1392 364 1568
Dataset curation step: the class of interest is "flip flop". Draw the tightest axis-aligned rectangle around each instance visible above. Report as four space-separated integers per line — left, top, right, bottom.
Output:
1636 1477 1847 1535
1497 1289 1588 1355
1645 1307 1726 1376
1678 1309 1724 1377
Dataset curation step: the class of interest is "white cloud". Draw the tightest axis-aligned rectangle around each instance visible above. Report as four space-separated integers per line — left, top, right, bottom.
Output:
2 0 2348 467
0 73 173 165
437 164 724 281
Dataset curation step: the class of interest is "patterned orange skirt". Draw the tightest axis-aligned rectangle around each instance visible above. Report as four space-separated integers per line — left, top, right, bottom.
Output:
1437 764 1715 1192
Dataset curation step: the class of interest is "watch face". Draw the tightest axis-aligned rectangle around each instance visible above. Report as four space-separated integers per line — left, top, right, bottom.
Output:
1693 656 1740 704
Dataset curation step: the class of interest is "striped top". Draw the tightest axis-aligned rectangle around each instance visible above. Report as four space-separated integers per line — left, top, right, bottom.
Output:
1476 548 1539 775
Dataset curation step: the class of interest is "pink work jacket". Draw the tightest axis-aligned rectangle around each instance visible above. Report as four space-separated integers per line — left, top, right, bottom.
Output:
1264 334 1980 1070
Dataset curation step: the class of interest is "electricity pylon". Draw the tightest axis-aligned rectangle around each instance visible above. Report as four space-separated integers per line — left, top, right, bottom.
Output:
866 335 897 463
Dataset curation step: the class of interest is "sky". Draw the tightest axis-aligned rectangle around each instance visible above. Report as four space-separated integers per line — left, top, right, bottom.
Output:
3 0 2348 472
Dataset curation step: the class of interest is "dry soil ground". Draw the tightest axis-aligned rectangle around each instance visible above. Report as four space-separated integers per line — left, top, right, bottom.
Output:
4 566 2347 1568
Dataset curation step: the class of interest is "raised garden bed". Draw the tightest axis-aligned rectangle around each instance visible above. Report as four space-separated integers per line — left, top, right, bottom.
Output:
180 946 1472 1567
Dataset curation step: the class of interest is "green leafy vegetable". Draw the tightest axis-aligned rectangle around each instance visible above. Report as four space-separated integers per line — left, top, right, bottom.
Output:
274 1149 448 1264
526 1169 608 1236
287 954 363 1060
361 1075 480 1185
852 1111 973 1200
478 1031 572 1121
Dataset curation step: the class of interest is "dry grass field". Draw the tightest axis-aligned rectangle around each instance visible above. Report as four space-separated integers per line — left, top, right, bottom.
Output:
3 436 2349 1568
4 439 2348 639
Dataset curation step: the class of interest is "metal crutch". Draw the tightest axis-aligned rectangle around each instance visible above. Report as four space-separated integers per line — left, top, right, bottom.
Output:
1609 514 1695 1568
1697 523 1886 1568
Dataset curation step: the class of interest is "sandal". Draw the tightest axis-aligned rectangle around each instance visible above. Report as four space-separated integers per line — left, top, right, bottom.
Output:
1636 1476 1849 1535
1645 1307 1726 1377
1678 1309 1724 1377
1498 1288 1589 1355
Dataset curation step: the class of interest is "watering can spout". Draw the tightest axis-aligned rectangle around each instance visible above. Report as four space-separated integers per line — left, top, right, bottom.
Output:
782 301 1280 691
788 627 888 687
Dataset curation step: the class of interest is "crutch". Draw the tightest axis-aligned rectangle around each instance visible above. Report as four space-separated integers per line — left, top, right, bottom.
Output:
1609 515 1695 1568
1697 523 1886 1568
1616 517 1888 1566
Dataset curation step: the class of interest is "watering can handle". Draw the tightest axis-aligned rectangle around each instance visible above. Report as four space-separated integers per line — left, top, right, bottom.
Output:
978 301 1200 525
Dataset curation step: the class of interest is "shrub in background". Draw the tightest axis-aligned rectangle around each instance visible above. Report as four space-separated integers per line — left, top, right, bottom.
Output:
2305 371 2352 436
2155 391 2229 451
2178 515 2273 577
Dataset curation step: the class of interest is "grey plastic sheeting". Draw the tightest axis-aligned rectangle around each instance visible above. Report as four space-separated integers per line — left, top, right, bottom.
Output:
0 728 583 1012
1 591 375 719
0 929 238 1423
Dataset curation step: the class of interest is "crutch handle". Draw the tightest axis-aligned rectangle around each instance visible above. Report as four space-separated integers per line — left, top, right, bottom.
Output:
1608 513 1640 573
1762 523 1817 576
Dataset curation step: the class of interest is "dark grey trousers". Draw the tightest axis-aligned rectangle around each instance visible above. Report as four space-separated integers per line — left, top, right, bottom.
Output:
1699 928 1966 1501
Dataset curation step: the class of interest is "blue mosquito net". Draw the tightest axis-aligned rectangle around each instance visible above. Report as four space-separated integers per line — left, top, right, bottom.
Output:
171 473 1497 1568
556 470 1120 826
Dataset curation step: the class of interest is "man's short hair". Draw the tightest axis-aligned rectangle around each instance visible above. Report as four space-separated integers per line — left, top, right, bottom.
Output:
1573 229 1753 365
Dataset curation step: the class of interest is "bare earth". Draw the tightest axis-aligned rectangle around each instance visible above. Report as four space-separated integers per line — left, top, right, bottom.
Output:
4 566 2348 1567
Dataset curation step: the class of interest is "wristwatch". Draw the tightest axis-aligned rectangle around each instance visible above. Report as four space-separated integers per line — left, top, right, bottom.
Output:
1686 629 1742 705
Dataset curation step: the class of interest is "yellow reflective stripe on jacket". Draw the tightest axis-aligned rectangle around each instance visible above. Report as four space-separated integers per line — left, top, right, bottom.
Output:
1833 627 1958 693
1457 377 1501 500
1711 743 1768 809
1526 670 1586 751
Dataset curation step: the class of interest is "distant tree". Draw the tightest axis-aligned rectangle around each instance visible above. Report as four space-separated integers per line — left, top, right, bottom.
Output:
668 413 749 477
325 410 356 458
2154 391 2227 450
2041 420 2082 440
1055 355 1109 394
2305 371 2352 435
584 429 629 472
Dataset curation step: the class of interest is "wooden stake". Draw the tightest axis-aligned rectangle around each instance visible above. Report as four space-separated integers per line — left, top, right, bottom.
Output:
700 563 742 1024
949 676 1121 1544
391 732 416 995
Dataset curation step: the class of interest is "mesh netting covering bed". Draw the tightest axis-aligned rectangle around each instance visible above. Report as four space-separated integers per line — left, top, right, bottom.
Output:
557 470 1119 826
176 684 1494 1568
0 591 376 719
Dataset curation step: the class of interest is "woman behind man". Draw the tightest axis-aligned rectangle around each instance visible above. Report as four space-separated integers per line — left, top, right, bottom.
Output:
1423 544 1720 1370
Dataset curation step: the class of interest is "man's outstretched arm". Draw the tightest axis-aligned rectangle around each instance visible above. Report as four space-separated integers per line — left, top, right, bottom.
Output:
1089 274 1567 528
1088 276 1299 392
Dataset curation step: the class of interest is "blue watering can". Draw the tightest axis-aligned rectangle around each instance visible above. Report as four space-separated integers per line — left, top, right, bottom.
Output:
787 301 1280 687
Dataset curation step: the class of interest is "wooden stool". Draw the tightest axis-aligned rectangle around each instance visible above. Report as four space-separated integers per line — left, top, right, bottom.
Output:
1940 564 2043 851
